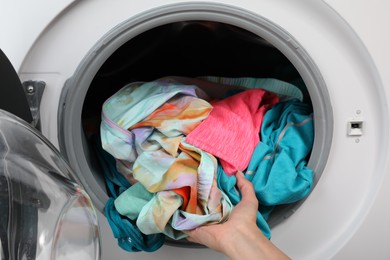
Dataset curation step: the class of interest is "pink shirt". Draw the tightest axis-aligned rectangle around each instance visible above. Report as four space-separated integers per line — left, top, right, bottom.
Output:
186 89 279 175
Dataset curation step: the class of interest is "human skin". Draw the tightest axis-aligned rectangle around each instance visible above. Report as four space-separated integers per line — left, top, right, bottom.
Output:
185 171 290 260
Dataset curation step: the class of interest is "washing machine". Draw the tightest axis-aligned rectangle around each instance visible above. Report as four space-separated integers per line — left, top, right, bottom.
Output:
1 0 390 259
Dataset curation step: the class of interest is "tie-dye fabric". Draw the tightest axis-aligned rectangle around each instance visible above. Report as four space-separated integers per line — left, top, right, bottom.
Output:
101 79 209 163
101 79 232 240
127 141 232 239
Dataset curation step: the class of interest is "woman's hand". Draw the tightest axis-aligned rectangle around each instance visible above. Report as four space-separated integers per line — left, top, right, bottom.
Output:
185 171 290 260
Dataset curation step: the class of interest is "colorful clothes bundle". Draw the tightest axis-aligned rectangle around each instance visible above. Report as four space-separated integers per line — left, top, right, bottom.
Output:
101 79 232 244
99 76 314 252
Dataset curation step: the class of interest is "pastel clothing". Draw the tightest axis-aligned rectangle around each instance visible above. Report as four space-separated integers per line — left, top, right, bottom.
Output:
217 99 314 238
93 135 165 252
101 80 232 240
129 141 232 239
100 80 210 163
186 89 279 175
117 171 232 239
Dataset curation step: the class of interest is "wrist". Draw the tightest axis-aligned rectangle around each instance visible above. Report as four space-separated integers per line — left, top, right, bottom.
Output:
222 226 289 260
222 225 264 258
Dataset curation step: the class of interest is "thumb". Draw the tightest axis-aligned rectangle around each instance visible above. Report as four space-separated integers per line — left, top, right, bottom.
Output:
235 171 257 204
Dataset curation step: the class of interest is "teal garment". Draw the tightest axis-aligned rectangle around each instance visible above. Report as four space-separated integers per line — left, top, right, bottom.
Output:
248 99 314 206
92 135 130 199
199 77 304 101
217 99 314 238
96 138 165 252
105 199 165 252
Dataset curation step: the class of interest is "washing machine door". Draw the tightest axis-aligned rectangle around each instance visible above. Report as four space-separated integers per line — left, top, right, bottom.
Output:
0 50 101 260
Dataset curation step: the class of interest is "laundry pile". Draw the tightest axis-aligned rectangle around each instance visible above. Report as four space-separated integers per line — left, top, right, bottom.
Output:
98 77 314 252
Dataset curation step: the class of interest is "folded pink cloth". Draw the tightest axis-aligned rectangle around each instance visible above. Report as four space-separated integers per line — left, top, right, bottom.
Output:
186 89 279 175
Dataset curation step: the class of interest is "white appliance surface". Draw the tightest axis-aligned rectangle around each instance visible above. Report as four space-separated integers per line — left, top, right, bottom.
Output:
1 1 389 259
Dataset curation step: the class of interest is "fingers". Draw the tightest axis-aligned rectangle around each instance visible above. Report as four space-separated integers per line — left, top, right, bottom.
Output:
235 171 257 204
183 229 199 243
184 227 220 251
183 227 206 242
